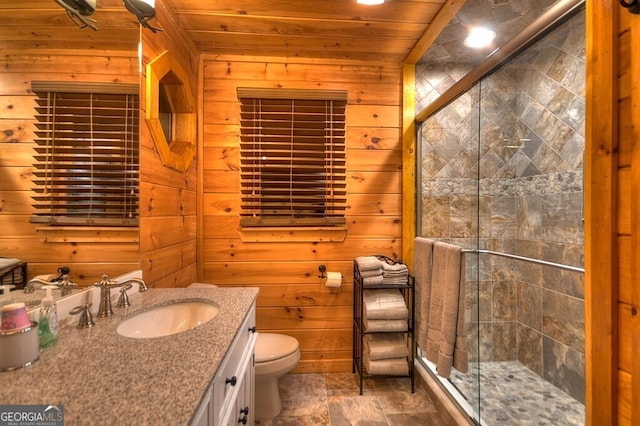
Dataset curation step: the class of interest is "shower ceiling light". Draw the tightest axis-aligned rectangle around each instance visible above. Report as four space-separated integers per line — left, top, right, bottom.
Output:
356 0 385 5
464 27 496 49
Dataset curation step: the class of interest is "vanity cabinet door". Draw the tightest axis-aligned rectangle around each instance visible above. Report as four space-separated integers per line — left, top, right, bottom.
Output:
190 383 213 426
220 331 256 425
212 303 257 426
243 353 255 426
231 350 255 426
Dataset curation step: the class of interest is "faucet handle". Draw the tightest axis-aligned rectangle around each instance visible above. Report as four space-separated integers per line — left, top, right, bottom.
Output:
58 274 78 296
116 284 132 308
94 274 117 288
59 274 77 287
69 303 95 329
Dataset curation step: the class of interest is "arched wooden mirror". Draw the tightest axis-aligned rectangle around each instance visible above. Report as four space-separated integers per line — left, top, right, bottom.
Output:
145 50 196 172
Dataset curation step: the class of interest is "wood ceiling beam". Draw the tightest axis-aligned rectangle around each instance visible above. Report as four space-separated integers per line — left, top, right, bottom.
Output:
403 0 467 65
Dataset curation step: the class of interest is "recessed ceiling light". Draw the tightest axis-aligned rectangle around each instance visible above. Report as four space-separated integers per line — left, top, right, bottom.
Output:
356 0 385 5
464 27 496 49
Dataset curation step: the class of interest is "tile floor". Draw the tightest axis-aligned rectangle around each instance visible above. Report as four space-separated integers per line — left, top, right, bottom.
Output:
255 372 451 426
449 361 585 426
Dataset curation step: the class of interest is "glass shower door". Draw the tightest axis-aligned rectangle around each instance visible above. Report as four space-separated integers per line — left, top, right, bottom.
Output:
418 83 482 422
473 9 586 425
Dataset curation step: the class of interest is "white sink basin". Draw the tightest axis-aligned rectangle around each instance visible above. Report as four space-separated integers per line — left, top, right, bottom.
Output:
117 301 219 339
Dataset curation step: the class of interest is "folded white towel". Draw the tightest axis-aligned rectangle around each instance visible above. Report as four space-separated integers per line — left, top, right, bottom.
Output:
0 258 21 270
364 304 407 320
356 256 383 272
364 288 404 304
362 275 384 286
359 269 383 278
382 272 408 278
363 289 408 320
382 262 408 275
363 317 407 332
364 333 409 360
364 353 409 376
381 278 409 285
381 263 408 285
383 270 408 275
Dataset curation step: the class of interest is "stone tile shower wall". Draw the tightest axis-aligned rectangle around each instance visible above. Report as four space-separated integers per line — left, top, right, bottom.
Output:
416 0 559 113
418 12 585 403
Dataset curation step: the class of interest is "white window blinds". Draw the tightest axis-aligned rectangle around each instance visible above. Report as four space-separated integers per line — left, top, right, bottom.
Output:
238 88 347 227
30 82 139 226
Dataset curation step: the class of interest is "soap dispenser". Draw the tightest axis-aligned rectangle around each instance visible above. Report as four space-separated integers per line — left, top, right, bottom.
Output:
38 286 58 348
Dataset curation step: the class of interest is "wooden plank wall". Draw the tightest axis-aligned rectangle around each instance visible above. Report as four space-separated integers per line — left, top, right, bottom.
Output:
585 1 616 424
619 4 640 425
587 1 639 424
199 55 403 373
0 45 140 285
138 0 200 288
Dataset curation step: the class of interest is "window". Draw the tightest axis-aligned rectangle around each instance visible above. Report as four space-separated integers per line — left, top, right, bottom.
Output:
30 82 139 227
145 50 196 172
238 88 347 227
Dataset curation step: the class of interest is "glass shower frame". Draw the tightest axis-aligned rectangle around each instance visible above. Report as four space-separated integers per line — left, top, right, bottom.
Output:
415 7 586 425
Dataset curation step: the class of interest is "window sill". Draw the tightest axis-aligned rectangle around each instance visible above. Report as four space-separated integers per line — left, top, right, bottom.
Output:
35 227 139 243
239 227 347 243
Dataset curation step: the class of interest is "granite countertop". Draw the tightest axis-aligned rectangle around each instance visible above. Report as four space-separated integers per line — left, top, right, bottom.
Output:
0 287 259 425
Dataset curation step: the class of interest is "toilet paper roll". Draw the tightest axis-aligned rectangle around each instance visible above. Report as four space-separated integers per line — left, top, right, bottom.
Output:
325 271 342 289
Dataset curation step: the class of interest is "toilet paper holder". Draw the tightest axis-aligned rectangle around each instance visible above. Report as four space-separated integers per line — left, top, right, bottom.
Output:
318 264 327 279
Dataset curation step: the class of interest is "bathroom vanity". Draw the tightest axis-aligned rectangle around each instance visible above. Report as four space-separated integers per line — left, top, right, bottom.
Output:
192 299 256 425
0 286 259 425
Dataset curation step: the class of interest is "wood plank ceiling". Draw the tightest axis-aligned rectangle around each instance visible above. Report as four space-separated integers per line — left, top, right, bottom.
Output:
0 0 140 53
161 0 450 63
1 0 456 64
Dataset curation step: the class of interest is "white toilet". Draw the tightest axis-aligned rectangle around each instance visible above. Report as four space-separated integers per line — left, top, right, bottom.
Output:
254 332 301 419
187 283 300 419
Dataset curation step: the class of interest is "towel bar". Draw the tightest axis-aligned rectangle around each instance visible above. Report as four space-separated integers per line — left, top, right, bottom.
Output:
460 249 584 273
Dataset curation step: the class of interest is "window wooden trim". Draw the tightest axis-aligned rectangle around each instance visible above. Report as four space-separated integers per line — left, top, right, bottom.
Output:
35 226 139 243
238 227 347 243
30 81 140 227
237 87 348 229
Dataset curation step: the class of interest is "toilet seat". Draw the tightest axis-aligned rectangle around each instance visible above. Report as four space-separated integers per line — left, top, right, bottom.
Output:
255 333 299 363
187 283 218 288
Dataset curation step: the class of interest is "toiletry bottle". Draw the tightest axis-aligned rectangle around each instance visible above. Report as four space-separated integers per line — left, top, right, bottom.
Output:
38 286 58 348
0 284 14 307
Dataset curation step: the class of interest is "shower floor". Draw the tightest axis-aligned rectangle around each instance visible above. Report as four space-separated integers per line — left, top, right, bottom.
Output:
449 361 585 425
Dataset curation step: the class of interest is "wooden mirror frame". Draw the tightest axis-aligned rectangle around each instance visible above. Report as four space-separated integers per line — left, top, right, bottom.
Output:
145 50 196 172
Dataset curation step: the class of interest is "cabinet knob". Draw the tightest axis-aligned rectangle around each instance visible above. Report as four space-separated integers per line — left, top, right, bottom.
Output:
248 326 256 333
225 376 237 386
240 407 249 415
238 415 248 425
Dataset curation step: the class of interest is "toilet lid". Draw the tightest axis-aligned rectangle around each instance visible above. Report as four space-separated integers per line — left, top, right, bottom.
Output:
255 333 299 363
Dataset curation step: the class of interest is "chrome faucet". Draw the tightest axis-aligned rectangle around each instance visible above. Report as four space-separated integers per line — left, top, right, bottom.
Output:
24 274 77 296
94 274 148 317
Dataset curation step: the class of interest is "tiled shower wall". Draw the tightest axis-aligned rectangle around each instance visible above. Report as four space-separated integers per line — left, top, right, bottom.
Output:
417 11 585 403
